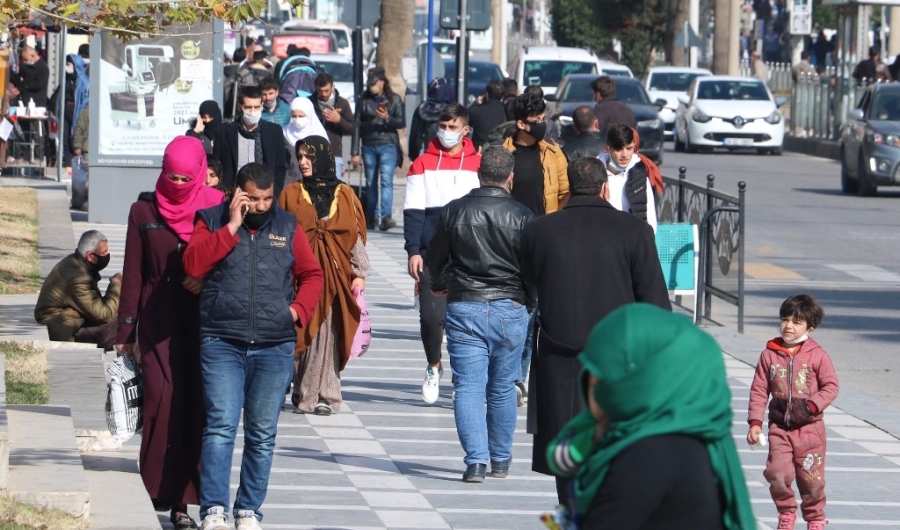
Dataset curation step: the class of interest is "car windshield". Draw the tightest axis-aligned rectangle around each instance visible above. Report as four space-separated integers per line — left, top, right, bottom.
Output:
524 60 597 88
316 61 353 82
559 79 594 102
696 80 770 101
602 67 631 78
616 82 651 105
649 72 707 91
872 93 900 120
445 61 504 84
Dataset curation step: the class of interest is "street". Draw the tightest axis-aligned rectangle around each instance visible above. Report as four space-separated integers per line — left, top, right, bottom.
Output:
662 146 900 418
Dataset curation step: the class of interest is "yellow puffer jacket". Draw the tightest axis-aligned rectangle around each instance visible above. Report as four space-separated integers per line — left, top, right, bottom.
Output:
34 253 120 341
502 136 570 214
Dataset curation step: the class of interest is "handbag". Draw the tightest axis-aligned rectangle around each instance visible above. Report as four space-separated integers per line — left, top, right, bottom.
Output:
349 287 371 360
105 354 143 443
71 155 88 208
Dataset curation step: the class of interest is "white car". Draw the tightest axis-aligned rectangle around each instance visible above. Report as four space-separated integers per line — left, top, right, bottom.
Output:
674 76 786 155
645 66 712 139
513 46 600 96
309 53 355 105
598 60 634 78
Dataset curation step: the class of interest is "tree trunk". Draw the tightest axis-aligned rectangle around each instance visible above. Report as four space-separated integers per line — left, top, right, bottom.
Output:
377 0 415 99
712 0 730 74
665 0 689 66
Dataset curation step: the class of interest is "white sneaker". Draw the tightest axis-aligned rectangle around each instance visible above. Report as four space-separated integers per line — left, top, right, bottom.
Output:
234 510 261 529
199 506 229 530
422 365 443 404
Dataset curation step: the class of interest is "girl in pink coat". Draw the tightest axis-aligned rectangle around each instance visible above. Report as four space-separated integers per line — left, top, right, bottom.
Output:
747 294 840 530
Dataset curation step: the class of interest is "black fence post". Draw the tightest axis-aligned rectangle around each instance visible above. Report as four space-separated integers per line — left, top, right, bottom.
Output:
677 166 687 222
737 181 746 334
704 174 715 320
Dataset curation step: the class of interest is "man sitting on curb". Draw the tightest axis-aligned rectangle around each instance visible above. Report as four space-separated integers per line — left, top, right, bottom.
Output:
34 229 121 350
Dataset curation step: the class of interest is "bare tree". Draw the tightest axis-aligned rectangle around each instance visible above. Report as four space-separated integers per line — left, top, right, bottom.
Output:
665 0 689 67
376 0 415 98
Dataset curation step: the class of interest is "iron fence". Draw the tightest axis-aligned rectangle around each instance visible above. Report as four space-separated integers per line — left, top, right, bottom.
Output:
790 70 871 141
738 60 793 94
658 167 746 332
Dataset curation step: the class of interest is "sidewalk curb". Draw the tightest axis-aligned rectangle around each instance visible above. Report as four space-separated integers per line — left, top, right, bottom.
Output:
783 136 840 161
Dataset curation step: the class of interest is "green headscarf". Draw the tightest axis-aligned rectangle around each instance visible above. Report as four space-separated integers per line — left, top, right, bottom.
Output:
571 303 755 529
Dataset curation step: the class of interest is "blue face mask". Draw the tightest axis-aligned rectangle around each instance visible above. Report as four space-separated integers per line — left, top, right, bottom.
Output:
263 101 275 110
608 157 627 172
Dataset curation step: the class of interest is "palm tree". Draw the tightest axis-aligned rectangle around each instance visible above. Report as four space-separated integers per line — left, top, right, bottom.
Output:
377 0 415 97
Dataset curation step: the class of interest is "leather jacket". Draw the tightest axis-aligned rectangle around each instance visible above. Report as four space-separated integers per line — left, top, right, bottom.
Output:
353 92 405 151
424 187 536 306
562 131 605 161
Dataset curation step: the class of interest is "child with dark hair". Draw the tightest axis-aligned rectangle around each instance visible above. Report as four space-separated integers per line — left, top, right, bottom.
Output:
206 156 225 192
747 294 839 530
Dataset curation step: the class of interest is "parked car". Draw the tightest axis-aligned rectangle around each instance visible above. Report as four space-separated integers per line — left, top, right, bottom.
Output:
444 59 505 105
645 66 712 139
598 60 634 78
840 83 900 196
309 53 355 104
674 76 785 155
546 74 665 163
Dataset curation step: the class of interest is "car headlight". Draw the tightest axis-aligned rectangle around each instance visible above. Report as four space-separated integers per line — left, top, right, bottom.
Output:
869 131 900 147
637 119 662 129
764 110 783 124
692 109 712 123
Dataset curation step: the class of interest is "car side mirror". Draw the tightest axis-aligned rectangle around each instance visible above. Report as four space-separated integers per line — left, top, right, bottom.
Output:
848 108 864 120
677 95 690 106
654 98 666 110
544 94 557 102
774 96 787 107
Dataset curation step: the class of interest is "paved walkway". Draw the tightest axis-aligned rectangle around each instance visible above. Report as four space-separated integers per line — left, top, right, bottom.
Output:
1 177 899 529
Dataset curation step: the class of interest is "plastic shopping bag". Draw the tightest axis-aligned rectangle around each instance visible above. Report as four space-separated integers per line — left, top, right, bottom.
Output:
71 155 88 208
105 355 143 443
349 288 371 360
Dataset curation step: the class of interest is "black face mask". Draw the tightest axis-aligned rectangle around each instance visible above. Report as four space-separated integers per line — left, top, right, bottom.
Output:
527 121 547 141
243 207 273 230
91 253 111 272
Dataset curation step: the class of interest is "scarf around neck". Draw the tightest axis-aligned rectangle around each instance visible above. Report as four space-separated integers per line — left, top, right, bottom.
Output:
238 119 264 164
154 136 224 242
572 303 756 529
297 135 340 218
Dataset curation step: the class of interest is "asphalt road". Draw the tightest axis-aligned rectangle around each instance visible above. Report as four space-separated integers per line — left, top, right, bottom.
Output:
662 145 900 411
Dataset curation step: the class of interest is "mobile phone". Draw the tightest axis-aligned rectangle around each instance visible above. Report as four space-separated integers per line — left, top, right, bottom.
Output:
242 204 249 218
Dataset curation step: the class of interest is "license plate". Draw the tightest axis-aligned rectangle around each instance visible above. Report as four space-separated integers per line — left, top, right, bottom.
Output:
723 137 754 147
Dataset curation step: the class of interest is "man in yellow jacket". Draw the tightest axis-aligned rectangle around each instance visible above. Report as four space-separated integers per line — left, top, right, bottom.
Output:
501 91 569 407
501 92 569 215
34 230 121 349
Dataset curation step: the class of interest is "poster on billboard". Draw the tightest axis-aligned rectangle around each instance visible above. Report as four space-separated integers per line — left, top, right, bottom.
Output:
94 24 216 166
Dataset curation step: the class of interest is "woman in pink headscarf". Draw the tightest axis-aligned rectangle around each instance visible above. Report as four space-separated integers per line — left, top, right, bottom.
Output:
116 136 224 530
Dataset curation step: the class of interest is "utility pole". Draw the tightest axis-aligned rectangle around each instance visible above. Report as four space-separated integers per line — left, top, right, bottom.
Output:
538 0 546 43
457 0 469 104
690 0 699 67
890 7 900 58
713 0 729 74
492 0 502 65
728 0 740 75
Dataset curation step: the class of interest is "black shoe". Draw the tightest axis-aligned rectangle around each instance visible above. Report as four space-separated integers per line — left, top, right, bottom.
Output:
379 215 397 231
462 463 486 483
366 217 375 231
172 511 198 529
490 459 510 478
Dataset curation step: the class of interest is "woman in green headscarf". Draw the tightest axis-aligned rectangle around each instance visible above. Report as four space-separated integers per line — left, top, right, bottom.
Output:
545 303 756 529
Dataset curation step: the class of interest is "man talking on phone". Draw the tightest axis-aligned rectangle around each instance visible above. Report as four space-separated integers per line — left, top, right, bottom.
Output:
184 163 323 530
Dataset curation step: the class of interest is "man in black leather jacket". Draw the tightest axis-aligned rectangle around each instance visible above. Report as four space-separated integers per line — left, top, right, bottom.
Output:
424 146 535 484
562 106 605 161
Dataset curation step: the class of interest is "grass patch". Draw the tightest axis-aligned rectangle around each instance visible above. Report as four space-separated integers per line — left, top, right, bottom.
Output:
1 342 48 405
0 491 88 530
0 188 40 294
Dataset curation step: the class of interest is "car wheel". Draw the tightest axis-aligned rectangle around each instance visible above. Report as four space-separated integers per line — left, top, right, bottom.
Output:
685 131 698 154
674 132 685 152
772 147 783 156
857 151 878 197
840 146 858 194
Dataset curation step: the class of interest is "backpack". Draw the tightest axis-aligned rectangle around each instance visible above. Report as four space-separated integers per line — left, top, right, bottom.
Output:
239 67 273 88
278 57 319 105
486 120 517 145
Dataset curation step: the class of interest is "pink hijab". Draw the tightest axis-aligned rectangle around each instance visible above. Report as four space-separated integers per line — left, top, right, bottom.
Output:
155 136 224 242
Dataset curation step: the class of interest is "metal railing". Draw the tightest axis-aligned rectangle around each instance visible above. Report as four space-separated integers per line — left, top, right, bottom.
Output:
738 60 793 93
658 167 746 332
790 70 871 141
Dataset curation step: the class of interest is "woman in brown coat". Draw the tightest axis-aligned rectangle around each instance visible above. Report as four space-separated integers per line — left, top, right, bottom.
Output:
116 136 224 529
278 135 369 415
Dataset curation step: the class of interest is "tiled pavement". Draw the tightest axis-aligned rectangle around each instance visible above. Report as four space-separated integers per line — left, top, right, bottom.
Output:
71 220 900 530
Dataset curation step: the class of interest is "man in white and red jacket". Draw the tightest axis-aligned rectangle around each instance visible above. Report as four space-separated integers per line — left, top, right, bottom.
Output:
404 102 481 405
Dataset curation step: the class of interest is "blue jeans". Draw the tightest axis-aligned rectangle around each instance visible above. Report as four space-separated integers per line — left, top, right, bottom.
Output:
198 337 294 521
361 143 397 220
518 309 536 384
335 156 346 183
445 299 528 466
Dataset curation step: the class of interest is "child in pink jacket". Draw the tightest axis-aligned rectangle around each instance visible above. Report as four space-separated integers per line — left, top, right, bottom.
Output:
747 294 839 530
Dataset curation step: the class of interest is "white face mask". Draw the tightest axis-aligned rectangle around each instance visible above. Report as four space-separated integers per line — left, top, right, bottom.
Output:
242 111 262 126
437 128 462 149
782 333 809 345
291 117 309 129
65 65 74 74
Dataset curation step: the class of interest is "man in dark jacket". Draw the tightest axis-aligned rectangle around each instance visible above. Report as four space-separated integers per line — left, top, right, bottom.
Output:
468 80 511 149
309 72 355 180
425 146 535 484
12 46 50 107
34 230 121 349
591 76 635 138
184 163 323 530
213 85 287 197
562 106 604 160
519 157 670 506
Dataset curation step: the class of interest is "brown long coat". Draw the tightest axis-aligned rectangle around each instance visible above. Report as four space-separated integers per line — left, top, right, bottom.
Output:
279 182 367 370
